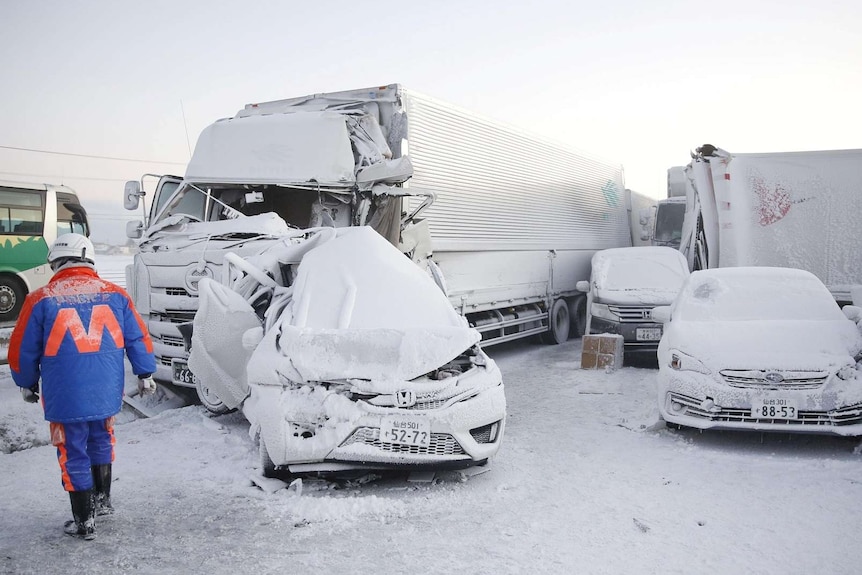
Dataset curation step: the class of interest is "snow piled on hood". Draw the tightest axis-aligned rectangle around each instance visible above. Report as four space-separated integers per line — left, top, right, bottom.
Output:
266 226 478 384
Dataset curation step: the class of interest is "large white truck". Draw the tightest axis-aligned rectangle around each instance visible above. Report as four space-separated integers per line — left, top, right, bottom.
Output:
122 84 632 408
678 144 862 304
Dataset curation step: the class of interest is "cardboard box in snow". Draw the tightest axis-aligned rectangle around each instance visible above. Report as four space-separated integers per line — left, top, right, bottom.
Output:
581 334 624 370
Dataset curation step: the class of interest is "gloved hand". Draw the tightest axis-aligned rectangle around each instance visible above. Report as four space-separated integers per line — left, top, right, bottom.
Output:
21 384 40 403
137 375 157 396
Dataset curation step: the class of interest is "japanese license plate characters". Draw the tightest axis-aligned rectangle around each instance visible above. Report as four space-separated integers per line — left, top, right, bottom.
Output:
750 397 799 420
172 359 196 385
636 327 662 341
380 416 430 447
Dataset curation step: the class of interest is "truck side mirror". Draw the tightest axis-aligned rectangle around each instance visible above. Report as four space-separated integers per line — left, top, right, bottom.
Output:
124 181 142 211
576 280 590 293
126 220 144 239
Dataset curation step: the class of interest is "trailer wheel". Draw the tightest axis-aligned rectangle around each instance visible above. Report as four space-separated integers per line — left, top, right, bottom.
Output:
195 377 233 415
0 275 26 323
543 299 570 345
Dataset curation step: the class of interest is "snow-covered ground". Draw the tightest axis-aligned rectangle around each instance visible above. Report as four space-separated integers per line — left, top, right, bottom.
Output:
3 254 861 574
2 338 861 574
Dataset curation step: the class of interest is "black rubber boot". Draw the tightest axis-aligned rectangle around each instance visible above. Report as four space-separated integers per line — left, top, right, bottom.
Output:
92 464 114 516
63 490 96 540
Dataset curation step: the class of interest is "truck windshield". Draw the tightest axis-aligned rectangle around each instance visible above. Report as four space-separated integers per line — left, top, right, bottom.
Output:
151 183 347 229
654 202 685 246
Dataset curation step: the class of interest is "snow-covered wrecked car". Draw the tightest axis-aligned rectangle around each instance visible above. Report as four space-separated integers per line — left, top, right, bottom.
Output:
187 226 506 475
576 246 689 360
652 267 862 435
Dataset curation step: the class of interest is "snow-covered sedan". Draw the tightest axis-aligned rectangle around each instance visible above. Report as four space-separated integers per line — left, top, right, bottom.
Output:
652 267 862 435
188 226 506 476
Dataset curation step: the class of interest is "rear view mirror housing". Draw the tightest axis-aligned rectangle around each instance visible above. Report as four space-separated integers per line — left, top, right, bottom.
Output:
576 280 590 293
126 220 144 239
124 181 143 210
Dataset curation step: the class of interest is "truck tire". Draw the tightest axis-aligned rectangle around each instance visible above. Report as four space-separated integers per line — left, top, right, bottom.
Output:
195 377 233 415
0 275 26 324
542 299 570 345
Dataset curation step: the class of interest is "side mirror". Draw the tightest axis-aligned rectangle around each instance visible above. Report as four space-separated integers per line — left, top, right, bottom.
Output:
843 305 862 323
651 306 672 323
124 181 142 210
576 280 590 293
126 220 144 239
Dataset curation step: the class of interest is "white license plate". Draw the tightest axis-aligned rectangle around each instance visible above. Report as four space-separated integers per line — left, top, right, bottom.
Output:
636 327 662 341
379 416 430 447
171 360 196 385
750 398 799 420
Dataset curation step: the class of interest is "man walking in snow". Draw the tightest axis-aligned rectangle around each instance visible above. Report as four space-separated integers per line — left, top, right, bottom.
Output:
8 233 157 541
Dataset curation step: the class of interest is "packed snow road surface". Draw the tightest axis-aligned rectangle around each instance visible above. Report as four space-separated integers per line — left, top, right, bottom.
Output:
2 339 861 574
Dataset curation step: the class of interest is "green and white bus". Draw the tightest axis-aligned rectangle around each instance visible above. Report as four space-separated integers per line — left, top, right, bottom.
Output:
0 180 90 323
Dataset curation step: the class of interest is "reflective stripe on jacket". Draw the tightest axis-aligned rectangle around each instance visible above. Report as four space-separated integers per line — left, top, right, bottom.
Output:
9 266 156 422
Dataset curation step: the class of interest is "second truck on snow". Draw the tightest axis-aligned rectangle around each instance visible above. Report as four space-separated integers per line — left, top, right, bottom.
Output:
123 84 632 409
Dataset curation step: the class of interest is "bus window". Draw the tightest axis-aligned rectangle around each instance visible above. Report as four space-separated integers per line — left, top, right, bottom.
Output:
57 195 90 236
0 189 45 236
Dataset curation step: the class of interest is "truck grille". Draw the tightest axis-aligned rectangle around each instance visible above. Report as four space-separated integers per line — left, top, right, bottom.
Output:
608 305 653 323
341 427 465 456
720 370 828 390
152 310 197 324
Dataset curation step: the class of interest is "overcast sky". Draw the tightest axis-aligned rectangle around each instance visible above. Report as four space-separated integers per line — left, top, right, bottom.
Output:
1 0 860 240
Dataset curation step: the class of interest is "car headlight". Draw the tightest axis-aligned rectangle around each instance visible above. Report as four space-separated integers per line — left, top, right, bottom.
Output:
669 350 711 374
591 303 618 322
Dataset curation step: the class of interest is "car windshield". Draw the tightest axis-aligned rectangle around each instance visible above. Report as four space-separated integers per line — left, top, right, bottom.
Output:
674 270 844 322
602 256 688 291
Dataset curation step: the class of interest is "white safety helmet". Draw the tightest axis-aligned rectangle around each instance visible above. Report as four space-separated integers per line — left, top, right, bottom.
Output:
48 233 95 267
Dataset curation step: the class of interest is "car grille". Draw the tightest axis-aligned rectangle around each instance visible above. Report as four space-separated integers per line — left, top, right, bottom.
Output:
720 370 828 390
608 305 653 323
165 287 190 297
669 392 862 427
341 427 465 456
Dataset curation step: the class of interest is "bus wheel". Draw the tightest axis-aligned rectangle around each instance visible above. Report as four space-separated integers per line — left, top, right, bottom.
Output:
0 275 25 323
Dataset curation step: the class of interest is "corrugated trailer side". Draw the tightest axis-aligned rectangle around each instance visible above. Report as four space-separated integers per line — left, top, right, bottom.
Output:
399 88 631 345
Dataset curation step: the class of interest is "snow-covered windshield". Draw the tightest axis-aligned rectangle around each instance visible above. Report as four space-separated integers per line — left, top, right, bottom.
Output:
674 267 846 322
593 247 688 291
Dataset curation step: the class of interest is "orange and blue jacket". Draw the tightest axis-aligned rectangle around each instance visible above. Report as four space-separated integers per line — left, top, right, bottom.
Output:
9 266 156 423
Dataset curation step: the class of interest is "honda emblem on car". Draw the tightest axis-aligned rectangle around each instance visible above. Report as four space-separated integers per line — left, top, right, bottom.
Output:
394 390 417 408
